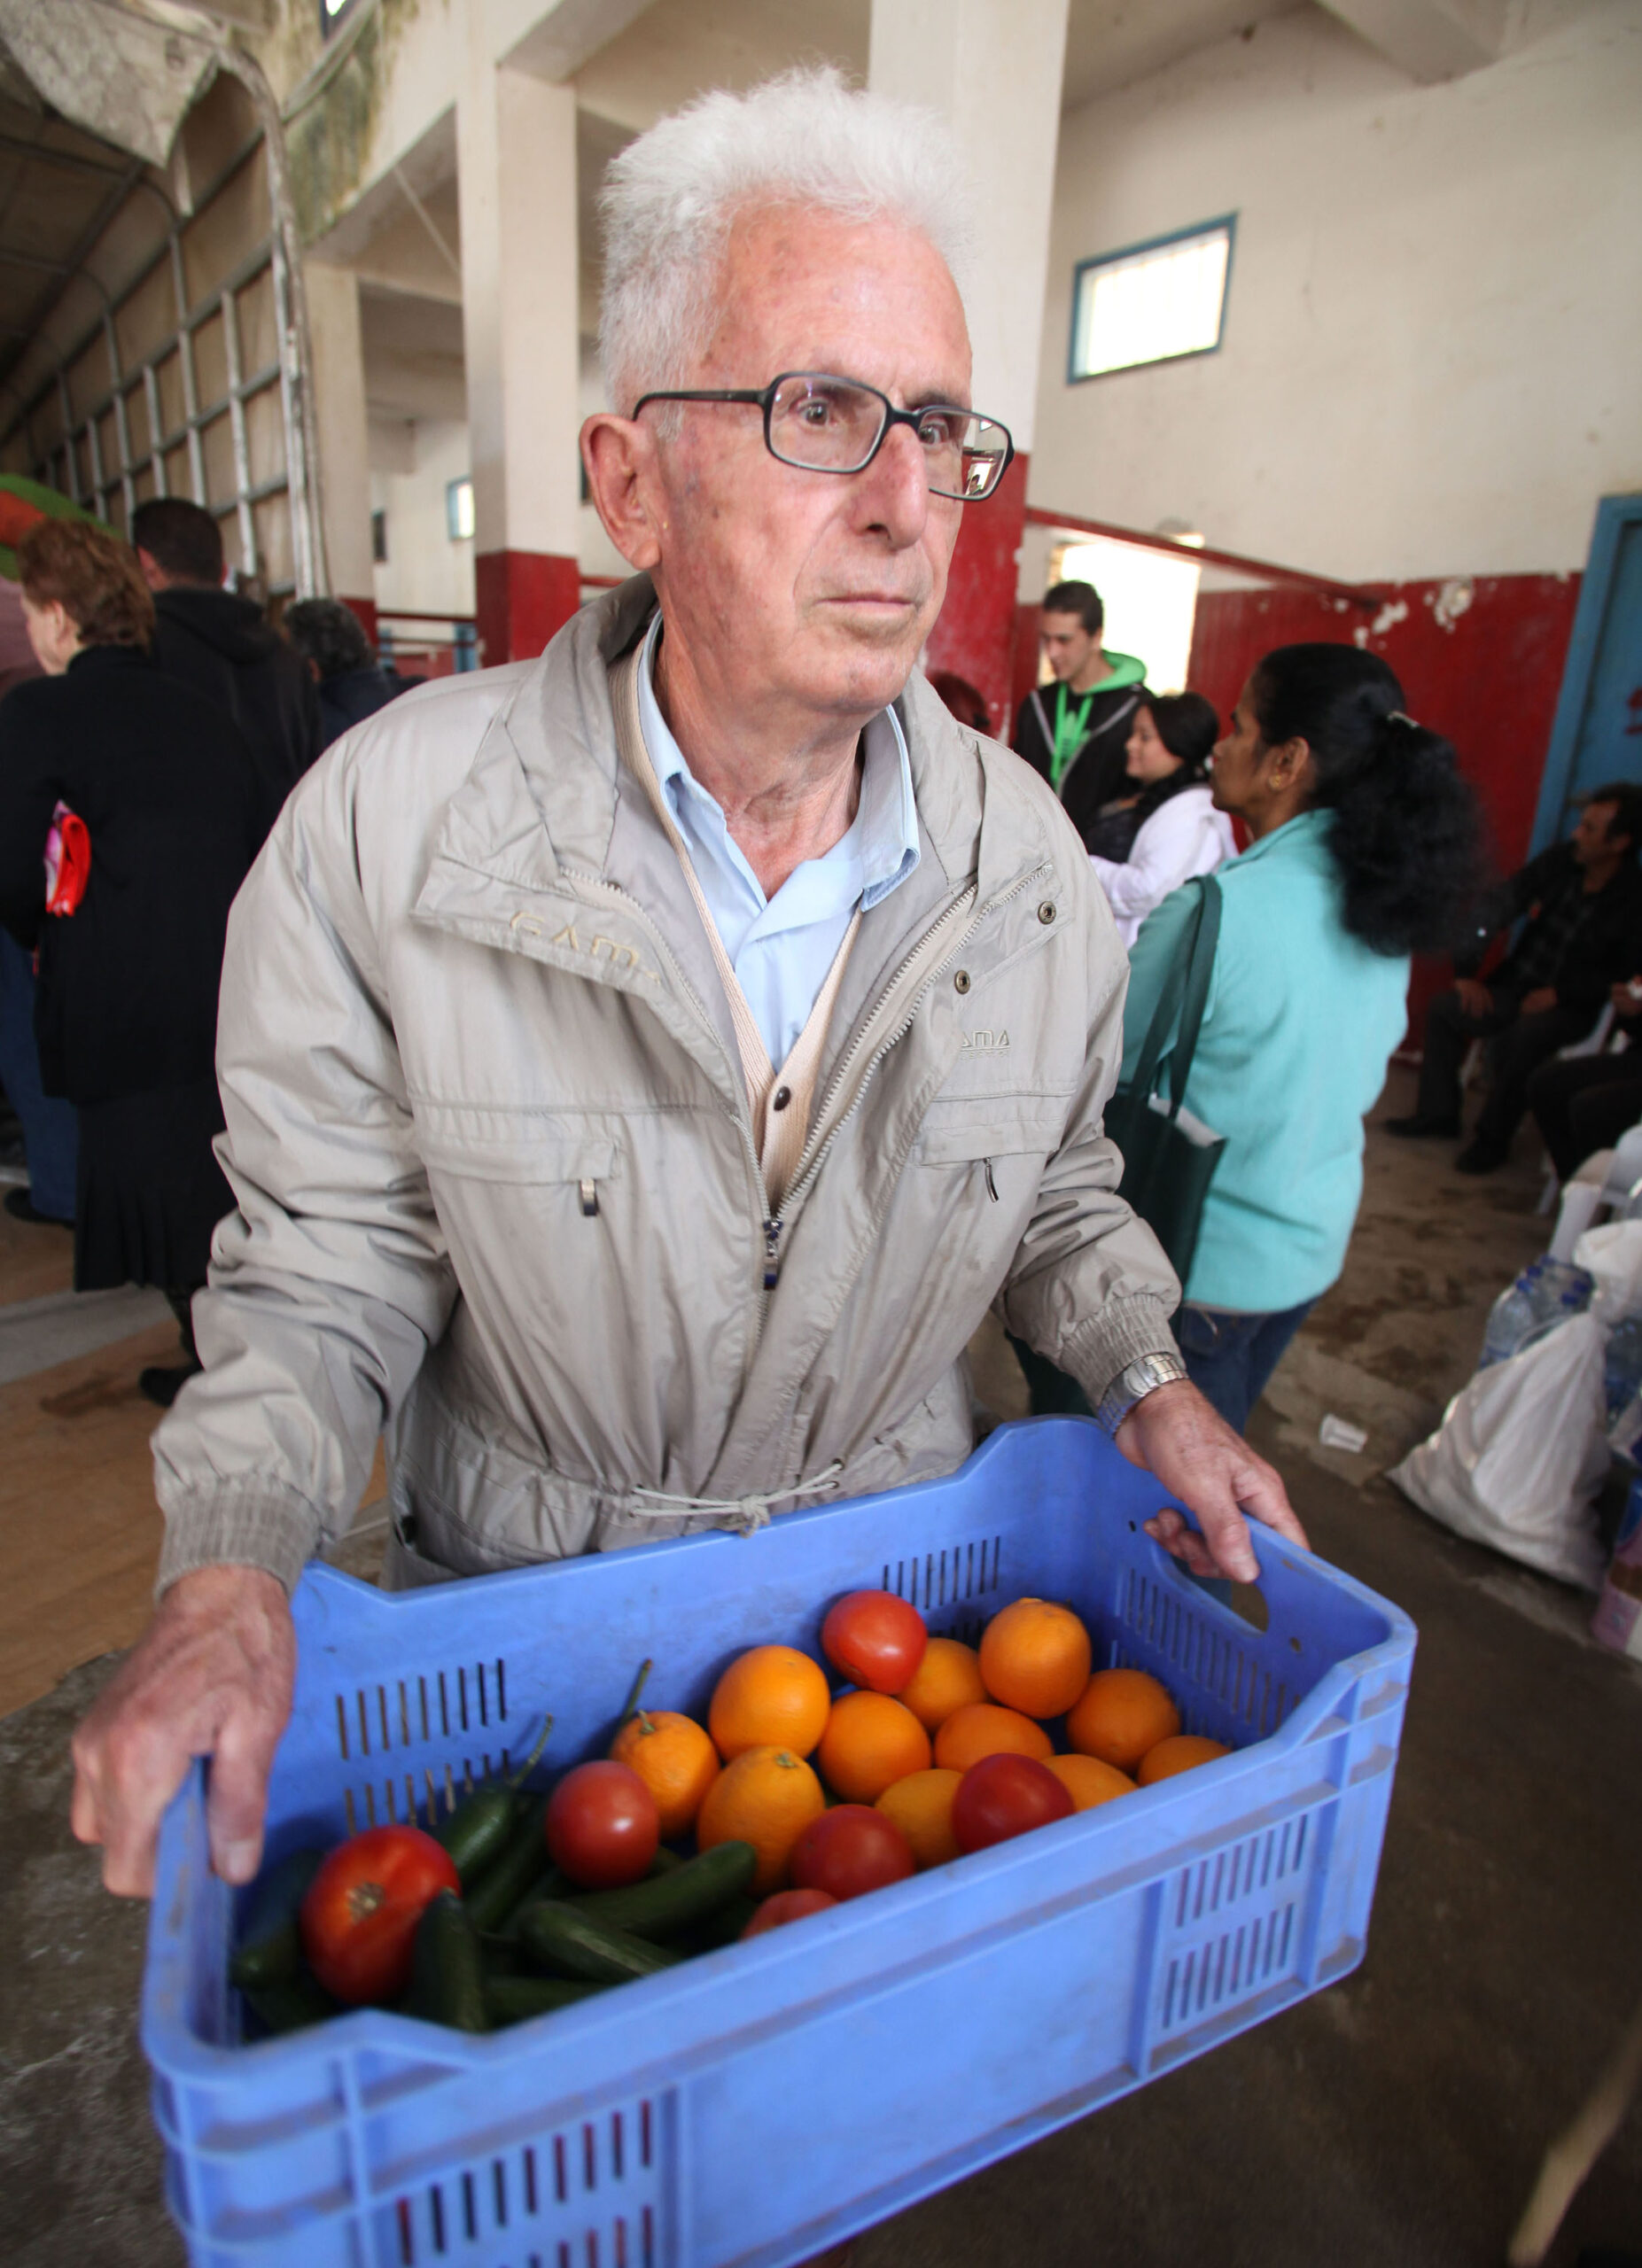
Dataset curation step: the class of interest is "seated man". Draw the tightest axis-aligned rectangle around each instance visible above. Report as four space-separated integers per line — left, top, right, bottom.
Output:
1012 579 1148 850
1529 977 1642 1182
70 69 1306 1899
1389 782 1642 1174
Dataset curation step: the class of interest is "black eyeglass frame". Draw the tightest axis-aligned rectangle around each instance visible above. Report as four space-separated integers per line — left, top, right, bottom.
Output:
630 370 1016 502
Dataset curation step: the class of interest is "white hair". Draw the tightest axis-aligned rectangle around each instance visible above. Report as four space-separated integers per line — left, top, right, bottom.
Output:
598 66 974 416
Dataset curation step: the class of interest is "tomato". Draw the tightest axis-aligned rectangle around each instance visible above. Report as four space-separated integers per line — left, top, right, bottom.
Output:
545 1759 659 1889
789 1805 914 1901
740 1888 839 1938
299 1825 460 2006
820 1590 928 1695
951 1753 1074 1854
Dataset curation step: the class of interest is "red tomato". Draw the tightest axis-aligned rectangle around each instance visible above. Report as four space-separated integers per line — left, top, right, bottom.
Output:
740 1888 839 1938
952 1753 1074 1854
299 1826 459 2006
820 1590 928 1694
789 1805 915 1901
545 1760 659 1889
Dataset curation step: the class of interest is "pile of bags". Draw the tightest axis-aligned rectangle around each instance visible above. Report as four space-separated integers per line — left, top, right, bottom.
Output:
1392 1223 1642 1623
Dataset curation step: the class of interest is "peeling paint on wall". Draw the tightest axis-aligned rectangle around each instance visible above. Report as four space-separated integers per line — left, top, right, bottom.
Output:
1430 576 1475 633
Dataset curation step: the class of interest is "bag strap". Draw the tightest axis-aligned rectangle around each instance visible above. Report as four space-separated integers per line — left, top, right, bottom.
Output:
1163 873 1222 1117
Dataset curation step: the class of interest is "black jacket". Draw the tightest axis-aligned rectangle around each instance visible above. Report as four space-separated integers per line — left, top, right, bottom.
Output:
150 585 320 835
318 663 415 750
1457 841 1642 1013
1012 679 1148 850
0 646 260 1104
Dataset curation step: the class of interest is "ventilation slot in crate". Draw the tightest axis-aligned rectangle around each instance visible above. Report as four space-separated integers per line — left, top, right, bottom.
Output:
883 1534 1001 1640
386 2100 663 2268
1113 1570 1301 1737
1159 1900 1299 2031
331 1657 539 1831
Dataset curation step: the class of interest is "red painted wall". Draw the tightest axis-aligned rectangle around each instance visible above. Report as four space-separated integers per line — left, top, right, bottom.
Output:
475 549 582 665
339 594 379 645
923 452 1029 739
1187 571 1583 1042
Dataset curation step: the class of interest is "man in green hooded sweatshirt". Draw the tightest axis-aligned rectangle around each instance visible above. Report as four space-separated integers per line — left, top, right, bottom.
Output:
1013 579 1148 851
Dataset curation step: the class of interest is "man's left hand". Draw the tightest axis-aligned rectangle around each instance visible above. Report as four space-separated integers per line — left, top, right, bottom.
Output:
1521 986 1559 1017
1114 1379 1310 1581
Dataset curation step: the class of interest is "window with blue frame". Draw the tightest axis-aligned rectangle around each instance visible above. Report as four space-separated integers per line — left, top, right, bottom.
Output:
1070 217 1235 382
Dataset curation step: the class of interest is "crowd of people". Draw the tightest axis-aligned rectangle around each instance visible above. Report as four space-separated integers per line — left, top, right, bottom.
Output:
0 498 410 1404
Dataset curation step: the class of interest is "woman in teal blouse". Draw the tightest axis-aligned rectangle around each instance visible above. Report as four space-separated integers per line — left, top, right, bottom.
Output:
1123 644 1482 1432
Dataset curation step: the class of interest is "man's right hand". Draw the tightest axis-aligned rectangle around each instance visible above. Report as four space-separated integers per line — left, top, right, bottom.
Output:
1454 977 1493 1018
71 1565 295 1898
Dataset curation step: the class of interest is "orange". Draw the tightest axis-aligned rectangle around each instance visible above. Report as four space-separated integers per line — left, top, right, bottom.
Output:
875 1767 962 1868
1067 1668 1181 1772
709 1645 831 1760
897 1635 989 1734
933 1700 1054 1772
1045 1753 1135 1812
609 1710 720 1839
1138 1735 1230 1785
979 1597 1093 1719
816 1690 932 1803
696 1745 827 1893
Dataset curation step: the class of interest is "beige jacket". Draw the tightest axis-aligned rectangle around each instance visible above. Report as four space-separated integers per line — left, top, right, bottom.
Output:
154 579 1179 1595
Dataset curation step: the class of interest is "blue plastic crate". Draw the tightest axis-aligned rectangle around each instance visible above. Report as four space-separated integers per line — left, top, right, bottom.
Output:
143 1418 1414 2268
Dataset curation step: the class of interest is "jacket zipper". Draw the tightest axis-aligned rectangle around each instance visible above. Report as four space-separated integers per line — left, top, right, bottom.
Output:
754 858 1053 1331
535 853 1052 1371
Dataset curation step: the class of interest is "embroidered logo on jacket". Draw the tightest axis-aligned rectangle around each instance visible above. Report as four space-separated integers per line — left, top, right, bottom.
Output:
959 1029 1009 1052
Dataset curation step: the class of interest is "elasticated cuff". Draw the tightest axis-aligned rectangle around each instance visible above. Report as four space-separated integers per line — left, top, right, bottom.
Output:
155 1480 323 1601
1057 1294 1180 1409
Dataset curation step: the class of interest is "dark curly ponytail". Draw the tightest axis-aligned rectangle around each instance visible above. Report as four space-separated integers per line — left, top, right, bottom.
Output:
1248 644 1484 956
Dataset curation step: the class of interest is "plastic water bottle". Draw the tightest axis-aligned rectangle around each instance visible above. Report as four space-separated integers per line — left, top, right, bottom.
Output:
1604 1314 1642 1430
1532 1259 1595 1320
1479 1266 1542 1369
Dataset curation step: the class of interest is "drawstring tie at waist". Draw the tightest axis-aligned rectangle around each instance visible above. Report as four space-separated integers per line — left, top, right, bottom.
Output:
626 1460 846 1536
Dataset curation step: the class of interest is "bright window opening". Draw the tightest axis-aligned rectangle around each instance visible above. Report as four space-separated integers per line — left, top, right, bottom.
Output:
1052 535 1202 698
1070 220 1233 381
446 477 474 542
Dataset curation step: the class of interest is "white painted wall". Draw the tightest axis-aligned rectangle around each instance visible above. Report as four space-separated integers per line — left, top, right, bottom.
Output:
370 417 477 619
1030 0 1642 582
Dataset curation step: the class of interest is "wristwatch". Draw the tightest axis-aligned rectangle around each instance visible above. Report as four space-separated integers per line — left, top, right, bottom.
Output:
1094 1349 1189 1437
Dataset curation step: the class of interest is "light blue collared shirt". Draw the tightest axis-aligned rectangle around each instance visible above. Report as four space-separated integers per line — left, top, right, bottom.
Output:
636 613 921 1067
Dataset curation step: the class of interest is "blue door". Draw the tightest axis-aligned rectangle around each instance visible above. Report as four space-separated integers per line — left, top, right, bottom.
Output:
1532 494 1642 852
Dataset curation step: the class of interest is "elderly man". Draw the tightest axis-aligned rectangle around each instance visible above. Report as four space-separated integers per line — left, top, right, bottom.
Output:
72 69 1305 1897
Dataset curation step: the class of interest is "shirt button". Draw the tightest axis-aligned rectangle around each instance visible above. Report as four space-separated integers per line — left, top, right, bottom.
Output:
772 1085 792 1111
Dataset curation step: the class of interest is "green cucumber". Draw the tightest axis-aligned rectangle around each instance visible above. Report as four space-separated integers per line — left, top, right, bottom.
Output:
239 1969 336 2038
407 1891 489 2032
464 1796 554 1932
433 1783 518 1887
569 1842 757 1941
485 1974 605 2027
518 1901 681 1984
229 1846 325 1991
683 1891 761 1953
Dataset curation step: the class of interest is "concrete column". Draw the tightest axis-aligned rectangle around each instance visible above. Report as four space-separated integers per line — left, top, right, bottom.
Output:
303 260 377 635
869 0 1069 734
457 53 581 666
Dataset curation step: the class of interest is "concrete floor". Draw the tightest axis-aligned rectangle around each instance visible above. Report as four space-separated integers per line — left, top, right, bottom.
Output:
5 1063 1642 2266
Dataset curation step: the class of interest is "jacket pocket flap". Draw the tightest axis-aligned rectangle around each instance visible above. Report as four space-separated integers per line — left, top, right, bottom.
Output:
416 1110 621 1184
917 1096 1067 1164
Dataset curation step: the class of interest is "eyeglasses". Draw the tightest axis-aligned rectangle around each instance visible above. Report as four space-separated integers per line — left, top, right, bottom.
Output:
631 371 1015 501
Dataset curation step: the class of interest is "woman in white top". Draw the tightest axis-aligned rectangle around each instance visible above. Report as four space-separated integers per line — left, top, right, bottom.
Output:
1088 691 1237 946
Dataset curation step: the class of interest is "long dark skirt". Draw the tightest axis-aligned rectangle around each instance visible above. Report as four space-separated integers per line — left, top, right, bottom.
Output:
74 1074 233 1293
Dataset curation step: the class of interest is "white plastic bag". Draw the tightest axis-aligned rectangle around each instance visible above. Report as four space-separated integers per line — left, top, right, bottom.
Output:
1390 1314 1608 1589
1573 1219 1642 1327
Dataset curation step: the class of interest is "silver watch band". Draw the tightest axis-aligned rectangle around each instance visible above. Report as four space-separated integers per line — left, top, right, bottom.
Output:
1094 1350 1189 1436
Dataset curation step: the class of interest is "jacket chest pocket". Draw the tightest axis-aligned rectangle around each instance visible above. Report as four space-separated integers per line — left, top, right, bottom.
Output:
416 1109 623 1217
914 1093 1068 1205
